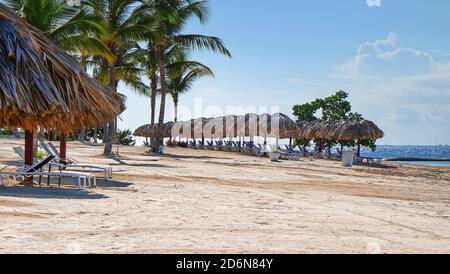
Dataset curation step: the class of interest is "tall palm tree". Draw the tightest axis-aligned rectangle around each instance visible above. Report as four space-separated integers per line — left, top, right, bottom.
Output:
4 0 110 55
166 51 213 122
150 0 231 151
132 40 160 126
83 0 153 155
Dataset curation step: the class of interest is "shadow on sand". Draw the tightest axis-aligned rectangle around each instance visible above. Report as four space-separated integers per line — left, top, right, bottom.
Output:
161 153 233 161
0 185 107 199
43 176 133 188
355 162 397 169
110 156 177 168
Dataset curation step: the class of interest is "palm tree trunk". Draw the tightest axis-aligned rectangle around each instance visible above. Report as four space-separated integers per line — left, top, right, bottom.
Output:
104 63 117 155
149 72 158 148
78 128 86 142
150 72 157 125
93 128 98 143
173 96 178 122
155 47 167 153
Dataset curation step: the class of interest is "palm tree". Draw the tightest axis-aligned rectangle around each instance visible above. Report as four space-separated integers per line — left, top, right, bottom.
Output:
132 40 160 126
150 0 231 151
166 50 213 122
4 0 109 55
83 0 153 155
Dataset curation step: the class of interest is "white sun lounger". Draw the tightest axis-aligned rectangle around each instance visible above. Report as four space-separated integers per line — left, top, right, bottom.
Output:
44 142 112 180
0 155 96 189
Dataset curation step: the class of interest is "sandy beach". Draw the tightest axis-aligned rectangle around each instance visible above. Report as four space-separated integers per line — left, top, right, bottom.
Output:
0 138 449 254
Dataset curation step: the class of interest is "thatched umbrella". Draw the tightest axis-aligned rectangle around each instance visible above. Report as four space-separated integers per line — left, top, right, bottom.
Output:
329 119 384 141
299 119 384 156
329 119 384 156
236 113 258 138
258 113 271 144
204 116 226 139
0 5 125 169
192 118 210 141
163 122 175 138
134 124 156 137
177 120 193 139
270 113 300 139
134 122 174 139
299 120 328 140
224 115 237 139
171 121 184 138
258 113 299 145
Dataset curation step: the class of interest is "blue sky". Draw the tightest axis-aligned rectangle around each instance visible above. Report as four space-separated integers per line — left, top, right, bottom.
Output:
118 0 450 145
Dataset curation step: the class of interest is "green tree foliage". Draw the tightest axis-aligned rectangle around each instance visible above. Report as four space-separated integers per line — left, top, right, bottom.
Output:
292 91 377 153
116 129 136 146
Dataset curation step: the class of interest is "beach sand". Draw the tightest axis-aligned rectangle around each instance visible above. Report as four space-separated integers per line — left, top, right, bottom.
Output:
0 138 449 254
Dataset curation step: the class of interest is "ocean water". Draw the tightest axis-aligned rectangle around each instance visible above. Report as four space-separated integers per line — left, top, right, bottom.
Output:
360 145 450 167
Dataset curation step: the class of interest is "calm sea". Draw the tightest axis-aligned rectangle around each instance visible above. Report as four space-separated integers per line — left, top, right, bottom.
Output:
360 145 450 167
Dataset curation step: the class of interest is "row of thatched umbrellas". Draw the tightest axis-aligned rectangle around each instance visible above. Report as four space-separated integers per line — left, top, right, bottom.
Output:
0 4 125 181
134 114 384 144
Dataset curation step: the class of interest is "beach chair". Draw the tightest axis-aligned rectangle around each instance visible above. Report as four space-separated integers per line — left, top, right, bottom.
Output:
357 156 383 165
252 144 265 157
196 141 205 150
278 145 300 161
13 146 38 164
240 142 253 155
214 141 224 151
44 142 112 180
0 155 95 189
187 141 196 149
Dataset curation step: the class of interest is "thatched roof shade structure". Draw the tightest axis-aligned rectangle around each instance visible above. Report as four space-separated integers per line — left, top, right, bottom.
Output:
299 120 329 140
171 121 184 138
0 4 125 133
177 120 193 138
330 119 384 141
257 113 299 139
134 124 156 137
270 113 300 139
236 113 258 137
133 122 174 138
224 115 237 138
204 116 226 139
192 118 210 139
298 119 384 141
258 113 271 137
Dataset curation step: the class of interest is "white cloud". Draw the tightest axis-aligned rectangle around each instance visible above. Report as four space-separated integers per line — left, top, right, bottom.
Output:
333 32 437 79
330 33 450 144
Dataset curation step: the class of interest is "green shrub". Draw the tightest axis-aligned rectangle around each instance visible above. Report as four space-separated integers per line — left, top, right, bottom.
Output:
116 129 136 146
34 149 47 159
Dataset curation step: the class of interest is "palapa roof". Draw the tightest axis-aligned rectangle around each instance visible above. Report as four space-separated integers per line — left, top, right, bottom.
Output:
192 118 210 138
0 4 125 133
171 113 300 139
298 120 327 140
204 116 226 139
258 113 299 138
224 115 237 138
329 119 384 141
270 113 300 138
236 113 258 137
133 122 174 138
298 119 384 141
